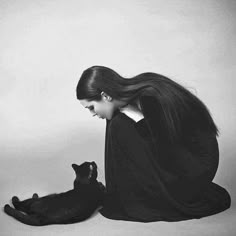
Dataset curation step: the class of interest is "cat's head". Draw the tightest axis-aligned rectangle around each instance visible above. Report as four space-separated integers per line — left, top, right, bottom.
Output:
72 161 98 188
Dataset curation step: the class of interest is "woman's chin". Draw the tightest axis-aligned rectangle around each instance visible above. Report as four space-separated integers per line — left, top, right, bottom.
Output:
98 115 105 119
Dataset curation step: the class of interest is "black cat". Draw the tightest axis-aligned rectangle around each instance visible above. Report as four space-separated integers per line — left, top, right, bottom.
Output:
4 161 106 226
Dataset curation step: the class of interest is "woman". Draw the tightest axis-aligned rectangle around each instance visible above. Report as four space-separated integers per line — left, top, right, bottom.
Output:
76 65 231 222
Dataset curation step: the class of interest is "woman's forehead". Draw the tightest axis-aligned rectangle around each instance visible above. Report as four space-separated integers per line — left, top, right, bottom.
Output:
79 99 93 108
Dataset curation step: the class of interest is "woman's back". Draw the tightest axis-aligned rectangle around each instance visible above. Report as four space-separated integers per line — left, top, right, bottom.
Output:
76 65 230 222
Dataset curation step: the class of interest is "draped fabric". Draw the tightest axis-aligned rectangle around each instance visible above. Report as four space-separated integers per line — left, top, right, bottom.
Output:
99 95 231 222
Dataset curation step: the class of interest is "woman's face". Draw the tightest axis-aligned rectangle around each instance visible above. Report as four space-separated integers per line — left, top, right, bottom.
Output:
79 93 126 120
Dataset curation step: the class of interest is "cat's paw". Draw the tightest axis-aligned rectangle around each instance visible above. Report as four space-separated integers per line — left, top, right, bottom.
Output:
4 204 11 213
32 193 39 199
4 204 15 216
12 196 19 204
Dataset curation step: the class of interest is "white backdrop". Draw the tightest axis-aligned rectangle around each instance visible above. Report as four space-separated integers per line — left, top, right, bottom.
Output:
0 1 235 235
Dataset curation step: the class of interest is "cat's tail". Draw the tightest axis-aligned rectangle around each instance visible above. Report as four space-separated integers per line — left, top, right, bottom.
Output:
4 204 47 226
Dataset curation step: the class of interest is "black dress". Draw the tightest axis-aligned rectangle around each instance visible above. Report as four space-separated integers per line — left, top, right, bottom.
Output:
99 95 231 222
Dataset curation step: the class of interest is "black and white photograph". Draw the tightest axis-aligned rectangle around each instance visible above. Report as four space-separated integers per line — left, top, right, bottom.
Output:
1 0 235 235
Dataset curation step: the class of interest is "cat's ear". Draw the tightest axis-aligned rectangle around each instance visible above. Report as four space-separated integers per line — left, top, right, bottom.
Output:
72 164 79 171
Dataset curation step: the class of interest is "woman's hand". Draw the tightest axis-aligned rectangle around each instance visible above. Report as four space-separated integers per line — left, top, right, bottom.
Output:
119 104 144 122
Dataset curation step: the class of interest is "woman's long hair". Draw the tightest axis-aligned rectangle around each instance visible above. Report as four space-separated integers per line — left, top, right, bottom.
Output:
76 65 219 142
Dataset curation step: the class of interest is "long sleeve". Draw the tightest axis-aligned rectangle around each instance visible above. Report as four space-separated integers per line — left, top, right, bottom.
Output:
105 113 181 221
101 105 230 221
136 94 230 214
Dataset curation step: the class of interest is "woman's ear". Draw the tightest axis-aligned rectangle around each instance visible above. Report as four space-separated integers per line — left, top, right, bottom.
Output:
101 91 112 101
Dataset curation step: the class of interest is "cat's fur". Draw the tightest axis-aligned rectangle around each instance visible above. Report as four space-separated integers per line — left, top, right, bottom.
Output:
4 161 105 226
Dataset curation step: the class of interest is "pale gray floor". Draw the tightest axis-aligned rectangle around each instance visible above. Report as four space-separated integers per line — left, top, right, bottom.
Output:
1 155 235 236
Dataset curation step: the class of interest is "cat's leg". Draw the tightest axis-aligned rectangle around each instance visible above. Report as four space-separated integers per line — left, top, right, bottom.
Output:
4 204 45 226
12 196 20 209
12 194 39 210
12 196 35 214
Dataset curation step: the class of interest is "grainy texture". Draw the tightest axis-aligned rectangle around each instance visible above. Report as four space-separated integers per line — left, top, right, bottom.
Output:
99 96 231 222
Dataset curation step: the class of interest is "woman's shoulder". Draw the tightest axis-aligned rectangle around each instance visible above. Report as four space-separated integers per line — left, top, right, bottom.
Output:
108 112 139 140
109 111 127 128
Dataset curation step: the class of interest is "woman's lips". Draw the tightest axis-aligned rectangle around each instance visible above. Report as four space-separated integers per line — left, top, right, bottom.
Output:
93 114 104 119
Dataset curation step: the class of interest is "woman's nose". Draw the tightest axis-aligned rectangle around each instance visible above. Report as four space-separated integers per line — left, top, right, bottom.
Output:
89 110 96 116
